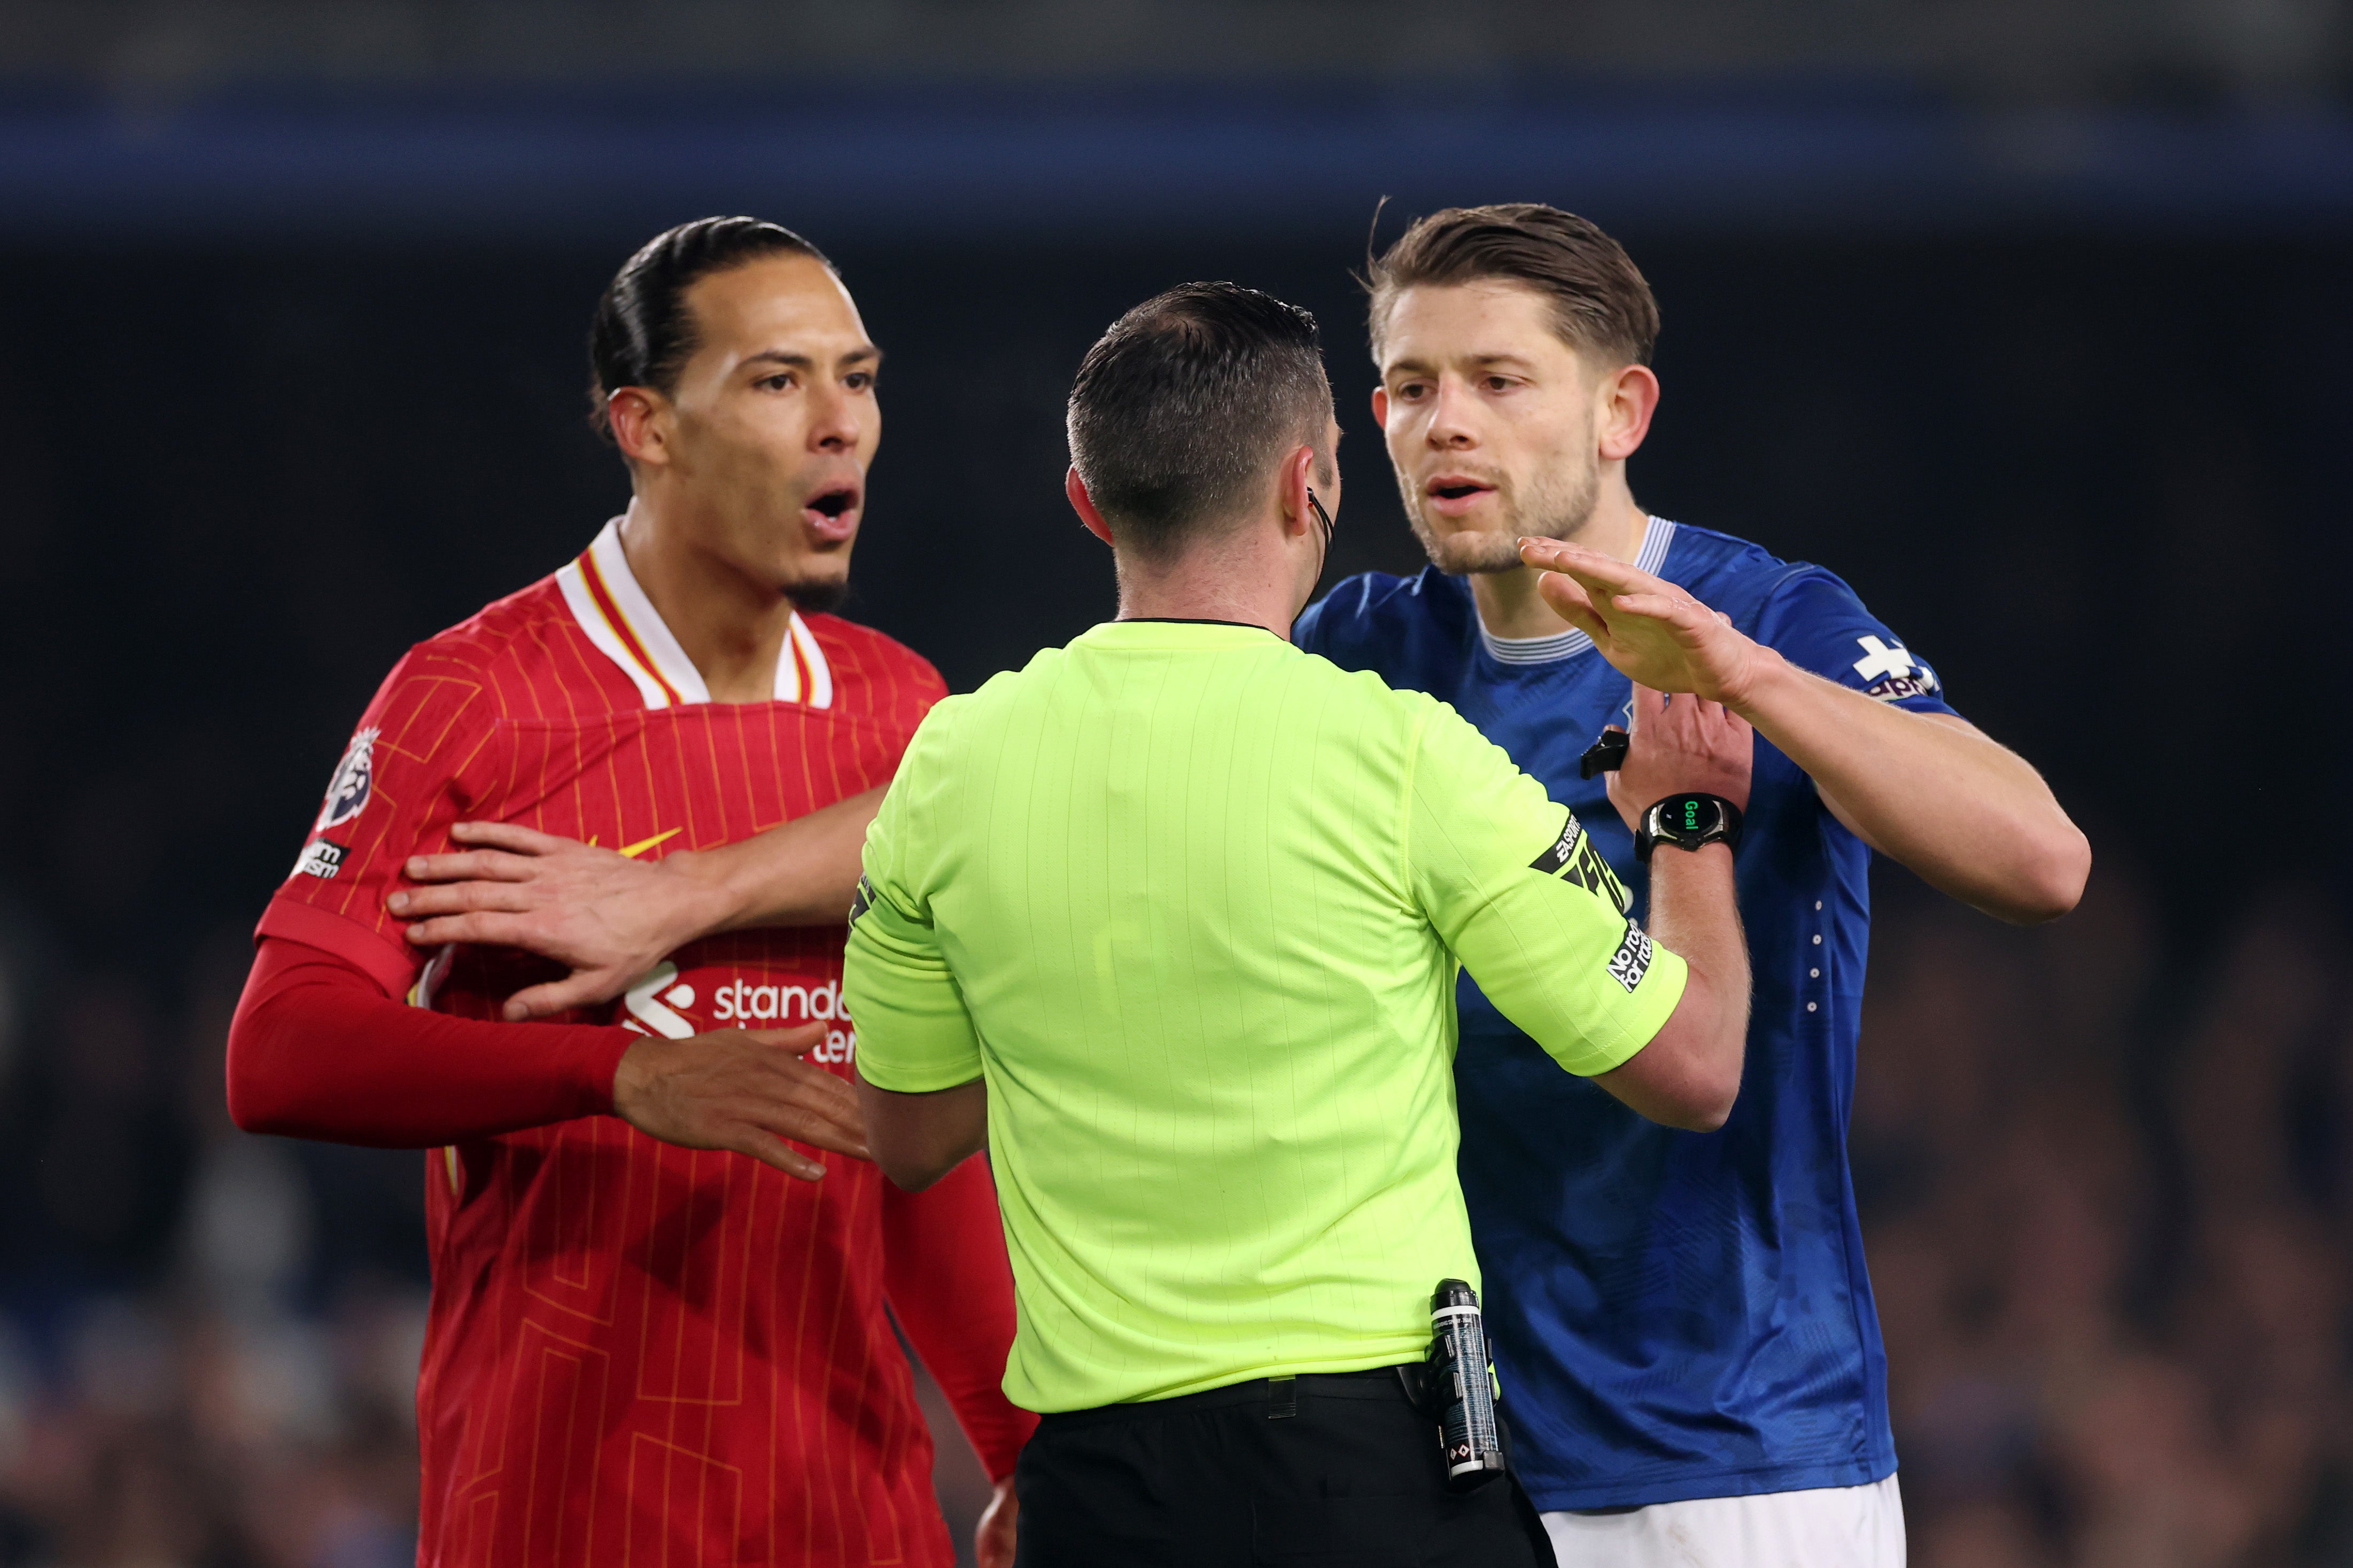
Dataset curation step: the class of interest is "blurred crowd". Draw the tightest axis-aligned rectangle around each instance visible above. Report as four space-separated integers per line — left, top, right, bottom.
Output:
0 858 2345 1567
1862 863 2353 1567
0 926 428 1568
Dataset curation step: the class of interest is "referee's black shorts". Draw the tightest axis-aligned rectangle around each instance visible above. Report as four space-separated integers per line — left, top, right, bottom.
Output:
1012 1367 1556 1567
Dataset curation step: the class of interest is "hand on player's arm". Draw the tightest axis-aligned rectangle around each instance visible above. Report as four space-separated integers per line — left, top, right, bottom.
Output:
1520 538 2090 925
611 1023 871 1181
1588 684 1752 1133
386 786 887 1020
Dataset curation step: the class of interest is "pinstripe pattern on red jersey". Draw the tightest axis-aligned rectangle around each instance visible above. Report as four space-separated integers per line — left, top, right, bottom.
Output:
265 561 950 1567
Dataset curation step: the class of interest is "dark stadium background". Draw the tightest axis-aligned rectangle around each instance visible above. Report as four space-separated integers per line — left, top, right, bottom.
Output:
3 7 2352 1564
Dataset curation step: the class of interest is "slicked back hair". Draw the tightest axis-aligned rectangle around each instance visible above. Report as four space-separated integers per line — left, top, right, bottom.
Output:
1364 203 1659 369
588 215 833 440
1067 282 1335 564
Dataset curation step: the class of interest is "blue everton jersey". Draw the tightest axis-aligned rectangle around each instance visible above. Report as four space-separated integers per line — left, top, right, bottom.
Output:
1294 518 1958 1510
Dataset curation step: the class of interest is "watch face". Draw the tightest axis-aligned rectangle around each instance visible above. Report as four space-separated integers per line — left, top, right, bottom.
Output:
1655 796 1717 836
1641 795 1734 861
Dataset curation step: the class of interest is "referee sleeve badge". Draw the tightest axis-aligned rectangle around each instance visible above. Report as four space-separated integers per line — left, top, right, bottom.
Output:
1530 813 1631 916
1605 920 1656 993
1529 813 1585 876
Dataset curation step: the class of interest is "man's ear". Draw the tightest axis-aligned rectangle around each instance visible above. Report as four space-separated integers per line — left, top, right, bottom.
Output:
607 387 673 469
1370 385 1389 428
1066 466 1115 547
1278 444 1317 539
1597 364 1661 464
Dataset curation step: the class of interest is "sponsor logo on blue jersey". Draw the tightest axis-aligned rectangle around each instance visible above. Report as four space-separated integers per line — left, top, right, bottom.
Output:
1851 635 1942 702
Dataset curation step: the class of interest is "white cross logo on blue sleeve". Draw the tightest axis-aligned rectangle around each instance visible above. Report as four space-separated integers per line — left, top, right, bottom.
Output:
1851 636 1916 682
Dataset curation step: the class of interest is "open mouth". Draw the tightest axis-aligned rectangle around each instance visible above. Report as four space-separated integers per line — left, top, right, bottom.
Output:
803 486 860 540
1425 477 1497 513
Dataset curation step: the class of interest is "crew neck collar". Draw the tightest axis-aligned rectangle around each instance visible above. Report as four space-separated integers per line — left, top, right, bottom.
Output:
1476 516 1678 667
1083 619 1285 647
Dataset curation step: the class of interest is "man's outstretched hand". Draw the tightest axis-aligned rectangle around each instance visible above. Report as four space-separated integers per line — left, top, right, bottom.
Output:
1600 682 1756 833
612 1024 869 1182
1519 537 1774 707
388 822 736 1021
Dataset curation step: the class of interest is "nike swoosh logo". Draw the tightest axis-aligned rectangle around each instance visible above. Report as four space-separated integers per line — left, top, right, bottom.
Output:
619 827 684 859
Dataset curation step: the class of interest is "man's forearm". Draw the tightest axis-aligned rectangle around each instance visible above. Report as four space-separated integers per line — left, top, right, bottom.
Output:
856 1073 989 1192
1730 651 2088 923
1630 844 1750 1127
664 785 887 935
228 938 634 1145
882 1160 1039 1480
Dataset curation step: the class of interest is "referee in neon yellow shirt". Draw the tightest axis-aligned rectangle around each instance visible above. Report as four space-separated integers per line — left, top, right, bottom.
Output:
846 283 1753 1567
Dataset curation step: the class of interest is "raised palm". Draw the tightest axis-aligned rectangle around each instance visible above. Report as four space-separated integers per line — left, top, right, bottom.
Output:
1520 539 1762 705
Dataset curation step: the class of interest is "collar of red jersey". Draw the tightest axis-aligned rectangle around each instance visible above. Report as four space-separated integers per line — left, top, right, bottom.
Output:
555 519 835 711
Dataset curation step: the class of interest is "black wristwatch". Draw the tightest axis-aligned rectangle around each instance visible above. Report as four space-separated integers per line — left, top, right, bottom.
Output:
1634 794 1743 862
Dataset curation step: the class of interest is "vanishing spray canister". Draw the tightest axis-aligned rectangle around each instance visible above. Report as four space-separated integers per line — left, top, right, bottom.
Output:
1428 1279 1508 1489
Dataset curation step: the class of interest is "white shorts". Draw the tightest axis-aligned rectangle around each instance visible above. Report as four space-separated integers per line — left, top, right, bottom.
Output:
1541 1474 1905 1568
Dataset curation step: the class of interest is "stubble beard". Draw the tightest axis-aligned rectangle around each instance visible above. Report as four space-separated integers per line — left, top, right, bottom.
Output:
779 513 853 617
785 572 851 616
1400 454 1602 576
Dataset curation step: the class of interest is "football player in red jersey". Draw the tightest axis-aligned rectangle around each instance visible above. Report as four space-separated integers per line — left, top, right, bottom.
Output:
227 217 1032 1568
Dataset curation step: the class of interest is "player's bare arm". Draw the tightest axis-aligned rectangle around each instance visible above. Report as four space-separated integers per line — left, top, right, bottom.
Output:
611 1020 872 1181
1523 537 2090 924
1589 682 1752 1132
856 1073 988 1193
387 786 884 1020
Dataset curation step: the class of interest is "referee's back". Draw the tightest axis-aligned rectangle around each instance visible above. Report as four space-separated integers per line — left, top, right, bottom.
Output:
843 281 1748 1568
854 616 1676 1410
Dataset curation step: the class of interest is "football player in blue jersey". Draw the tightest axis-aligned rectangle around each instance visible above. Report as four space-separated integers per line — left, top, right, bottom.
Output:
1294 204 2090 1566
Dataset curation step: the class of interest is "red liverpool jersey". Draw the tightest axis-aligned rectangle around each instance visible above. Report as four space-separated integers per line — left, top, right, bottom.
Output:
258 520 976 1567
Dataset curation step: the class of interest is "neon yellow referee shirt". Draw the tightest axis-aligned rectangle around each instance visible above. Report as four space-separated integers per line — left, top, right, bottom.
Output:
845 620 1684 1413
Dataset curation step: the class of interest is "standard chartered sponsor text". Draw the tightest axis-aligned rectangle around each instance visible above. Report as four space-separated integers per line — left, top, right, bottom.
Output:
712 975 856 1063
711 975 847 1024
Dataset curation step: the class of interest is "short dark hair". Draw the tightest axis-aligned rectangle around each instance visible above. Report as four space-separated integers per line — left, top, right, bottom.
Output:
587 216 832 440
1364 204 1659 368
1066 282 1334 561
